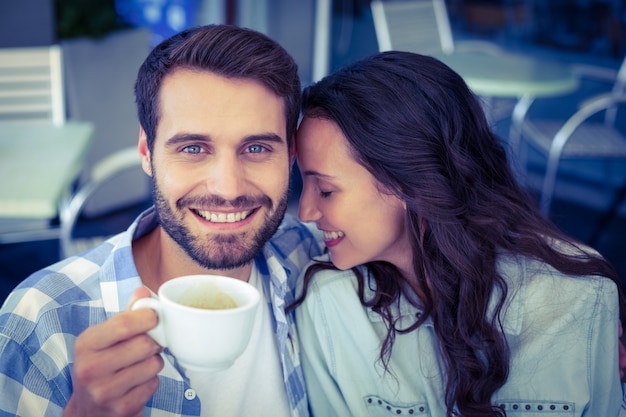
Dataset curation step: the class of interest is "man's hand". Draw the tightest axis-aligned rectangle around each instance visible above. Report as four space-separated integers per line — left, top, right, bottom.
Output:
63 288 164 417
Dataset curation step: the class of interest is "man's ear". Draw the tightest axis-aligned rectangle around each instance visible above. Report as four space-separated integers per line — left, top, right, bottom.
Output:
138 126 153 177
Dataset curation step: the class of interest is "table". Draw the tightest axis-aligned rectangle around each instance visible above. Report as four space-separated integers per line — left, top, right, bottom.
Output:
431 50 579 170
432 50 579 99
0 121 94 243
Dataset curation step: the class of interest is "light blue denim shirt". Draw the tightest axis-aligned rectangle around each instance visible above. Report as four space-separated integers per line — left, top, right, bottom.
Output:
296 253 626 416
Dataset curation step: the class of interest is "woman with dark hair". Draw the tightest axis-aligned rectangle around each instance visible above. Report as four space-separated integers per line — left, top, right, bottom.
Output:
292 51 626 416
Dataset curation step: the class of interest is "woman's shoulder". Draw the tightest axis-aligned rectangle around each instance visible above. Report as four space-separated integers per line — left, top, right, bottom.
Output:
497 249 615 292
495 251 619 336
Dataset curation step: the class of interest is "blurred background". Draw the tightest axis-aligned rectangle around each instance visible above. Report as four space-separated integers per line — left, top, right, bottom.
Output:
0 0 625 302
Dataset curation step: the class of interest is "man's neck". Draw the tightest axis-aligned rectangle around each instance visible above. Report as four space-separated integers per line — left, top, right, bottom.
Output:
132 226 253 293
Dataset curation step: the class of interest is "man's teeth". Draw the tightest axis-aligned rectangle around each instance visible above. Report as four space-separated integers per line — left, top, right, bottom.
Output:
195 209 253 223
324 231 345 240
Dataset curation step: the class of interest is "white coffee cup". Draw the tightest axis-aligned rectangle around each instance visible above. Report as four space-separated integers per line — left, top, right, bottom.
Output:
131 274 260 371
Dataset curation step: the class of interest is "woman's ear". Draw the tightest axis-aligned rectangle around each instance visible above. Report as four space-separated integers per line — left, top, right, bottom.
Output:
138 127 153 177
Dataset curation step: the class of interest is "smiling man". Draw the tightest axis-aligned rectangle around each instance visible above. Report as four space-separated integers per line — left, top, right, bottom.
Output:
135 69 292 284
0 25 322 417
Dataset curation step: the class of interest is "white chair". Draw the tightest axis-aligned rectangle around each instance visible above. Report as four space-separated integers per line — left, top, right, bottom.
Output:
59 146 147 258
370 0 502 56
370 0 511 121
517 56 626 216
0 45 65 126
0 45 70 245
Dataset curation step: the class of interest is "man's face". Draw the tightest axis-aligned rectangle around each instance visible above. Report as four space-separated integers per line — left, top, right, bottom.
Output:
141 68 291 270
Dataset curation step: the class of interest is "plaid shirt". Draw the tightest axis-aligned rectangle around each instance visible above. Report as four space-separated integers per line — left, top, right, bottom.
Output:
0 207 322 417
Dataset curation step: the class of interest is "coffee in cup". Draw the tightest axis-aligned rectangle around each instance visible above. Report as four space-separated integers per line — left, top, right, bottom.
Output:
177 281 238 310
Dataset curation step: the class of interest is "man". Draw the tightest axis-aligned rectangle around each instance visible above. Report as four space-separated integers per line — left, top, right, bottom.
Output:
0 25 322 417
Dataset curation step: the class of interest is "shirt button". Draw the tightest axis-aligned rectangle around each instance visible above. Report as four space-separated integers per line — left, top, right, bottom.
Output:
184 389 197 400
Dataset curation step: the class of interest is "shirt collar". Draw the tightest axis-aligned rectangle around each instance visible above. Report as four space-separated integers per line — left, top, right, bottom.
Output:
99 207 158 318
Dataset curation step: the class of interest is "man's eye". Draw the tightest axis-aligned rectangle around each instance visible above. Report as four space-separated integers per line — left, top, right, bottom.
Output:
247 144 267 154
182 145 203 154
320 191 332 198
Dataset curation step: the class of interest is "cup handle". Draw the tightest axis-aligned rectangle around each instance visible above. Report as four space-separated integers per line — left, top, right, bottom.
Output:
131 297 167 347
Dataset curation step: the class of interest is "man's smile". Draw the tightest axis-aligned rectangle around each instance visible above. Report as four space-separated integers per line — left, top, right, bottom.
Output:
192 208 256 223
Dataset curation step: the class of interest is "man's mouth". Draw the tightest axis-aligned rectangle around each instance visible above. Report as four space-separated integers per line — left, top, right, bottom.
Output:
192 209 255 223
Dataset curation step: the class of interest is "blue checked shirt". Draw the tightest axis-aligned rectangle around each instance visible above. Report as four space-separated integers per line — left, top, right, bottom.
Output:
0 207 323 417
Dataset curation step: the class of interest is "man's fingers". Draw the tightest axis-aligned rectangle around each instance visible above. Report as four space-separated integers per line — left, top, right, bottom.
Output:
105 374 161 417
67 287 162 416
86 353 164 405
73 331 160 383
76 308 158 353
127 287 153 311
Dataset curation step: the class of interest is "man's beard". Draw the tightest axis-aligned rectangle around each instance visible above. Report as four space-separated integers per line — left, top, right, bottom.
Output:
152 177 290 270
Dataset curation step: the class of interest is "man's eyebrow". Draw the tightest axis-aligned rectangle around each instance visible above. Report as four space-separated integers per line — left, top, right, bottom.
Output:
164 132 286 147
165 133 210 147
242 133 286 145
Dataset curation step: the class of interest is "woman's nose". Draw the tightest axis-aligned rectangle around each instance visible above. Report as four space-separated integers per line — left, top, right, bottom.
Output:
298 186 322 223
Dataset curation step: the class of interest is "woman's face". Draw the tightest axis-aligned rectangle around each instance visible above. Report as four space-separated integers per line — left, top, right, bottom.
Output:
296 116 411 272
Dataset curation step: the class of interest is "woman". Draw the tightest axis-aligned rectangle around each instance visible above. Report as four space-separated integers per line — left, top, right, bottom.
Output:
292 51 626 416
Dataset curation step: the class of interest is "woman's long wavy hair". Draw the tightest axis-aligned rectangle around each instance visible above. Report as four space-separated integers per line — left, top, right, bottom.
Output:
292 51 623 416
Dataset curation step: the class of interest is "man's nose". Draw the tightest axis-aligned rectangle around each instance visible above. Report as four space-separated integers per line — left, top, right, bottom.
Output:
205 154 246 200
